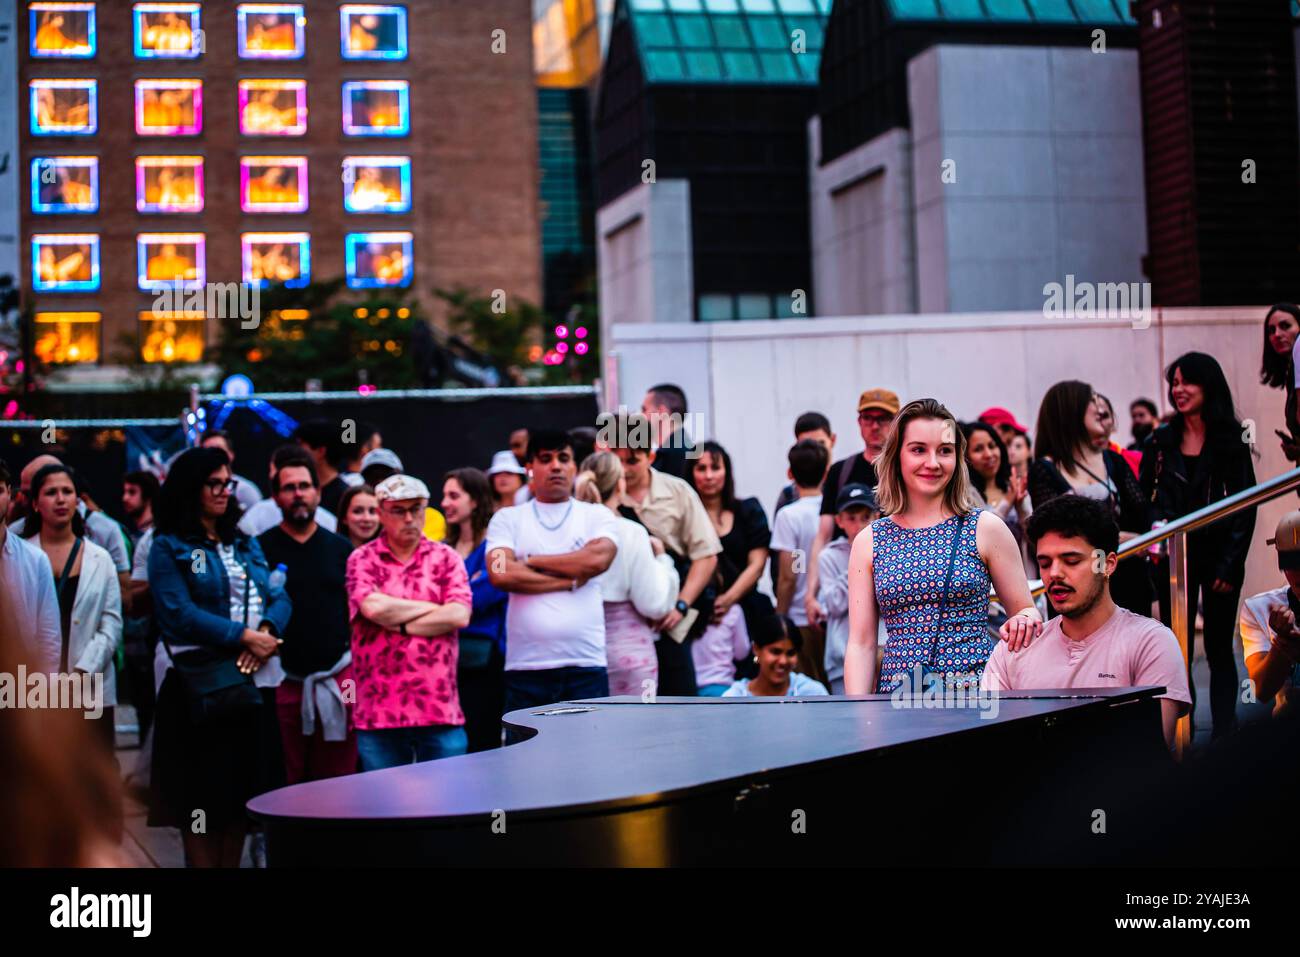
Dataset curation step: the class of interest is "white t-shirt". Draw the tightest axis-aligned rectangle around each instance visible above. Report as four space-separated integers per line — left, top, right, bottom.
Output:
1239 586 1296 714
485 498 618 672
768 493 821 626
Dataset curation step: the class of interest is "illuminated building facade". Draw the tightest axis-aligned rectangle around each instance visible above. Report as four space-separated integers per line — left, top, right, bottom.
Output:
19 1 541 370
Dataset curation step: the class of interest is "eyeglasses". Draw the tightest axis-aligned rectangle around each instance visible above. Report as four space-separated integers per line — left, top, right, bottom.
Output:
381 502 424 520
204 479 237 495
858 412 892 425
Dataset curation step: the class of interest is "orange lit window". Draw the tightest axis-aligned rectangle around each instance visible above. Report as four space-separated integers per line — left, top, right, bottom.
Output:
33 311 100 364
139 310 204 363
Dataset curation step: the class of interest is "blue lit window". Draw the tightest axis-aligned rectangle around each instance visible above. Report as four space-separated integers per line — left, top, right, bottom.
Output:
29 3 96 58
342 81 410 136
30 79 97 135
340 4 407 60
133 3 201 59
30 156 99 213
32 233 100 292
345 231 412 288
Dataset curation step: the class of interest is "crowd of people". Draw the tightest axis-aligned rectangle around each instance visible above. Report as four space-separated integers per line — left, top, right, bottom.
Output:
4 304 1300 867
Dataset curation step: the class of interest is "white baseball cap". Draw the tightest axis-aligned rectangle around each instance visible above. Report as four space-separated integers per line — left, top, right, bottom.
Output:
375 473 430 503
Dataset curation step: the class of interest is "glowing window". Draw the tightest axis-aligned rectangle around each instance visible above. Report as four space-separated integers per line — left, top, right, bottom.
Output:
242 232 310 288
30 79 97 136
342 156 411 213
135 79 202 135
240 156 309 212
139 311 205 363
30 157 99 214
238 79 307 136
137 232 205 290
33 312 100 364
341 81 409 136
31 233 99 292
136 156 204 213
29 3 96 58
133 3 201 58
237 4 306 58
345 231 412 288
340 4 407 60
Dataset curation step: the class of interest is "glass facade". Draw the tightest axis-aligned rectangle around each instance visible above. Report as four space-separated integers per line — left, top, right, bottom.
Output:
625 0 829 83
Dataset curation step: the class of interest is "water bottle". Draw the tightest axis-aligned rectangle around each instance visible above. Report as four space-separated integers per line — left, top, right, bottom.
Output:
268 563 287 591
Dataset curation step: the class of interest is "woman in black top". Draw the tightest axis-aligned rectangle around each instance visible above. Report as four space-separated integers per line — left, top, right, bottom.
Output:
687 441 778 648
1259 303 1300 462
1140 352 1256 739
1028 380 1152 614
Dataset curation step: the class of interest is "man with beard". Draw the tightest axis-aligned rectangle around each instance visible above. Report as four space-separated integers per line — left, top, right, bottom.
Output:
258 456 357 783
981 495 1190 751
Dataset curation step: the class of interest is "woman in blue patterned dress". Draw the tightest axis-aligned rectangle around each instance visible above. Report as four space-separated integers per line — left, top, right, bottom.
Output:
844 398 1043 694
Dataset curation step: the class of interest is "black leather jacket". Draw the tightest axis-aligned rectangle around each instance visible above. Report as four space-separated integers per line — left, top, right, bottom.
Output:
1139 423 1257 585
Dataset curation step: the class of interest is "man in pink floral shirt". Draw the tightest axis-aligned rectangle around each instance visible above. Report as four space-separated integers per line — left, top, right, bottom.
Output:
346 474 473 770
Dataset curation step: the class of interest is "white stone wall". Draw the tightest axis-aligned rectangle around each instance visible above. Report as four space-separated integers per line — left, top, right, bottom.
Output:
608 306 1289 603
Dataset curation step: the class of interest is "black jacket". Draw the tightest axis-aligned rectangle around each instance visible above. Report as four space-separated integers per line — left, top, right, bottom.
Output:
1028 450 1153 612
1139 423 1257 585
1027 449 1149 534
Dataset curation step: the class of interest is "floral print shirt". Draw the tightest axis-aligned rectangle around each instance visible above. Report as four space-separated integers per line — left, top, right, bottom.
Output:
345 535 472 731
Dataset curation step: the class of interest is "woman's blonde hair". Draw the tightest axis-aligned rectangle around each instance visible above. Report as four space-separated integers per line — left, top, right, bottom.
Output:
873 397 981 517
575 451 623 505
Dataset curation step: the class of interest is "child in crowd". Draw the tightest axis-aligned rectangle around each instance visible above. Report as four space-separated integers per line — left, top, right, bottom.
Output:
770 438 831 687
693 601 751 696
722 616 828 697
815 484 880 694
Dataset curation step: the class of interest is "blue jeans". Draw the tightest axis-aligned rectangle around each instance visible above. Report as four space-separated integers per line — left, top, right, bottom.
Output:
503 666 609 713
356 725 468 772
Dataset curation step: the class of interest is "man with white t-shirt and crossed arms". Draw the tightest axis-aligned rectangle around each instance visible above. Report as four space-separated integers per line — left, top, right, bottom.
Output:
487 430 618 715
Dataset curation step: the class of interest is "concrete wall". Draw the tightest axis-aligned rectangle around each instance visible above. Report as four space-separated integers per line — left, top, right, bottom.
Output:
596 178 694 385
608 306 1289 603
909 45 1148 314
808 119 916 316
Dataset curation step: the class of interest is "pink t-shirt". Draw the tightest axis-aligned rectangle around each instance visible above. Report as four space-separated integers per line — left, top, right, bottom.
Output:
345 536 473 731
980 606 1191 705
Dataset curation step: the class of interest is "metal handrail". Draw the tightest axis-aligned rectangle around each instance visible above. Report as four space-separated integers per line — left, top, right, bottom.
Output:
1020 465 1300 597
1017 464 1300 756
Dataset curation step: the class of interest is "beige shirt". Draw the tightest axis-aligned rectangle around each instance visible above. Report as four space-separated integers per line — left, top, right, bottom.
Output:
619 469 722 562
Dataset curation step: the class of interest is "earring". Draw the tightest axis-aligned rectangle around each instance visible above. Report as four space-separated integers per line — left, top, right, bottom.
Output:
753 655 758 663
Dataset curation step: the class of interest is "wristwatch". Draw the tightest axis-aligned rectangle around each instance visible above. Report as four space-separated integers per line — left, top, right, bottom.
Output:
675 599 689 615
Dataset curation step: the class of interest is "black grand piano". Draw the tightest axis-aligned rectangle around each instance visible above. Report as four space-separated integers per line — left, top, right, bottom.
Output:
248 688 1170 866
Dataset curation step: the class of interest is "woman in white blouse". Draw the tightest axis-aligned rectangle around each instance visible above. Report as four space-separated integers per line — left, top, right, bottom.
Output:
576 452 679 697
21 463 122 750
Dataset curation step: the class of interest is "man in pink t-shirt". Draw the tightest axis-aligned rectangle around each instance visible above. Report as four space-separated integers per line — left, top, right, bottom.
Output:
346 474 472 771
981 495 1190 750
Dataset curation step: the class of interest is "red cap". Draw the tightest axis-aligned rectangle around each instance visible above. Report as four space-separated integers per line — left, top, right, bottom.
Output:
978 407 1029 435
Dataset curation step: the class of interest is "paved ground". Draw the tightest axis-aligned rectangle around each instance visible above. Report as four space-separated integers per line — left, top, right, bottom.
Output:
112 628 1270 867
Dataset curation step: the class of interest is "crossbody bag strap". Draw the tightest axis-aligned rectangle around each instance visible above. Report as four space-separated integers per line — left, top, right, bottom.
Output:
56 536 83 673
924 512 966 668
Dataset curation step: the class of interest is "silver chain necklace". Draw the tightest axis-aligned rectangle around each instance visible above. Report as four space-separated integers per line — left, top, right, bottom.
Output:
531 498 574 531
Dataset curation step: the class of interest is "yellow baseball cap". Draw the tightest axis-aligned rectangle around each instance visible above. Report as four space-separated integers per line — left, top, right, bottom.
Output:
1267 510 1300 569
857 388 900 415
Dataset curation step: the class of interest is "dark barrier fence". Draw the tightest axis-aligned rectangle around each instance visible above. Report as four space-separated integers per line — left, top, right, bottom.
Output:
1 387 600 528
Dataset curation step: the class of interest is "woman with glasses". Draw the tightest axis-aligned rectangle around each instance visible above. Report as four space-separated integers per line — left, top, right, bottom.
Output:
146 447 291 868
1029 380 1152 616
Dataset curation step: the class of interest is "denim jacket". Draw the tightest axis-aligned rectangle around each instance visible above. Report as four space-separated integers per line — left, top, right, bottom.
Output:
147 531 292 649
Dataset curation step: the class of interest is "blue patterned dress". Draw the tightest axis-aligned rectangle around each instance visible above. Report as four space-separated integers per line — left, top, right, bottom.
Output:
872 511 994 693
